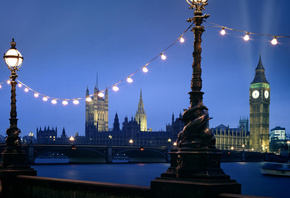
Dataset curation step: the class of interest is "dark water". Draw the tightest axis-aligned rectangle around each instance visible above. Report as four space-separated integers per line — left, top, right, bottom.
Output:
32 162 290 198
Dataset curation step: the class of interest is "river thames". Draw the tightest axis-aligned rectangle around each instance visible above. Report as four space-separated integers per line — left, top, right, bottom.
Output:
32 162 289 198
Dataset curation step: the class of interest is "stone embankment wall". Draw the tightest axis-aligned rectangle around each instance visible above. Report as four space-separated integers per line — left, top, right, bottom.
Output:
16 175 151 198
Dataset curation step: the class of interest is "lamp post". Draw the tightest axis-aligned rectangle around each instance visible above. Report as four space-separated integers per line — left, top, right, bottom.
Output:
0 39 36 198
1 38 25 168
151 1 241 197
29 132 34 144
108 135 112 146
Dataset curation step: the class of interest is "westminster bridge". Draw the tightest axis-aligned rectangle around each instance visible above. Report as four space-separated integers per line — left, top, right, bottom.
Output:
0 143 170 164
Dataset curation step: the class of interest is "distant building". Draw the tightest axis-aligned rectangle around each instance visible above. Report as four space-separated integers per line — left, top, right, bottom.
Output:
37 126 57 144
270 126 286 142
211 117 250 150
166 113 184 140
85 86 109 140
269 126 287 153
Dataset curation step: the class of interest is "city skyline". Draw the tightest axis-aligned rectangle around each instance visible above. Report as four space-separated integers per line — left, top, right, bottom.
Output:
0 0 290 137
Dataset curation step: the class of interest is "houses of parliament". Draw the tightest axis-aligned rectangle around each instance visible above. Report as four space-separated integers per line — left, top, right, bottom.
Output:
82 55 270 152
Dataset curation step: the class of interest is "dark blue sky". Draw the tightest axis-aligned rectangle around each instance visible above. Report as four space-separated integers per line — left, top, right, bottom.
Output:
0 0 289 137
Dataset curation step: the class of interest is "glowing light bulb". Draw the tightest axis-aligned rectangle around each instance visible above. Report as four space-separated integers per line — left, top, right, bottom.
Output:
127 77 133 83
7 80 11 84
62 100 68 105
142 66 148 73
220 28 226 35
51 99 57 104
18 83 22 88
98 92 104 98
43 97 48 101
112 85 119 92
34 93 39 98
271 37 278 45
24 87 29 92
161 53 167 60
179 37 185 43
243 33 250 41
86 97 92 102
73 99 79 105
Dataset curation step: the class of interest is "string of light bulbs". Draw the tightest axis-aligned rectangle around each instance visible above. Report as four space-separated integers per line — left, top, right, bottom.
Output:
206 21 290 45
1 21 290 106
0 23 193 106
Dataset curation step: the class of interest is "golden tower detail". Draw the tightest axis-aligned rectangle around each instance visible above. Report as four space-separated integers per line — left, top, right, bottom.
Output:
249 55 270 152
85 86 108 139
135 90 147 131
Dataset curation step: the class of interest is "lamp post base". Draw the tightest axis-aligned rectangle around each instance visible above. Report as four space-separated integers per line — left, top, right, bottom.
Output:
0 150 37 198
1 149 28 169
151 147 241 198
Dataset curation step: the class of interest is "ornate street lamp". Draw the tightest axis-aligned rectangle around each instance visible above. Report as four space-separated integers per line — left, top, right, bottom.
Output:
1 38 26 168
0 39 36 198
29 132 34 144
151 1 241 197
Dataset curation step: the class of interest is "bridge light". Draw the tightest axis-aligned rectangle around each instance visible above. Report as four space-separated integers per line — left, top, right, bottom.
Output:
168 138 172 143
129 139 133 144
140 147 144 151
173 142 177 146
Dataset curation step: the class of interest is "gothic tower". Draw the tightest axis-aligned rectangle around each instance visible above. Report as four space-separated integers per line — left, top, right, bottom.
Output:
135 90 147 131
93 86 108 132
85 86 108 139
249 55 270 152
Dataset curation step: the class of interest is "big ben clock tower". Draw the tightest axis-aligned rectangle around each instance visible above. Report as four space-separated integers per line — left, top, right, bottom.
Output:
250 55 270 152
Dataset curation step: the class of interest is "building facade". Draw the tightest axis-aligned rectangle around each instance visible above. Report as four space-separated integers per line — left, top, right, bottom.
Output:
249 55 270 152
36 126 57 144
85 86 109 140
270 126 286 142
211 117 250 150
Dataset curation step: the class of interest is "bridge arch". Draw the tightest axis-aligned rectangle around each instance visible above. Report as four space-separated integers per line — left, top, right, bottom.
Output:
112 147 168 163
34 147 108 163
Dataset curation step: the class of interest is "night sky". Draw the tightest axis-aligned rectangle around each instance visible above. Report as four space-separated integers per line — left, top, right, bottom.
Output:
0 0 289 138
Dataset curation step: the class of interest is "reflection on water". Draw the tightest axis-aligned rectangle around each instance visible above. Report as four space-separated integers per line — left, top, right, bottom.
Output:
32 162 290 198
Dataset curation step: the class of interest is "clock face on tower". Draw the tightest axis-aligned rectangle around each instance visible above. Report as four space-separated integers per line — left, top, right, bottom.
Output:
264 90 269 98
252 90 259 99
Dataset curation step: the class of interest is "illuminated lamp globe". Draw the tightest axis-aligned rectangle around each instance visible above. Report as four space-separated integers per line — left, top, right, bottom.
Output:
98 92 104 98
220 28 226 35
271 37 278 45
243 33 250 41
3 39 24 71
127 77 133 83
179 37 185 43
73 99 79 105
142 66 148 73
43 97 48 101
186 0 206 5
112 85 119 92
